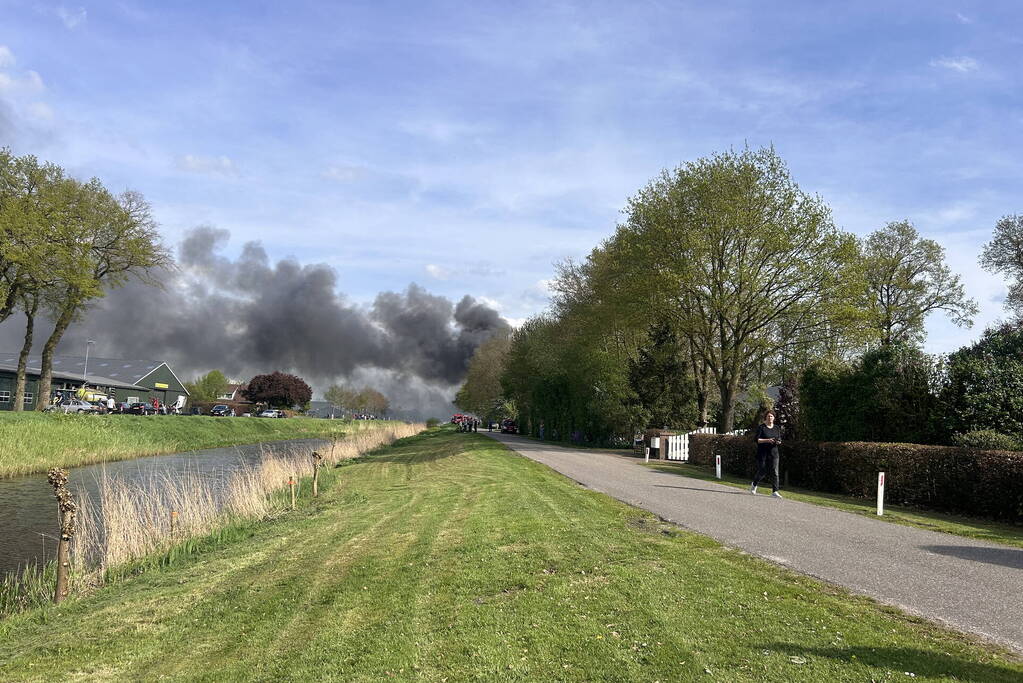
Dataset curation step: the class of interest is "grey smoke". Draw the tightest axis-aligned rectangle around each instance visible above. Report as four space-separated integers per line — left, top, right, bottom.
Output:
0 226 510 416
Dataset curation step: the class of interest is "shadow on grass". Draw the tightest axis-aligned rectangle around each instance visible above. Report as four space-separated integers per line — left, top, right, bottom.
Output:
921 545 1023 569
758 642 1022 681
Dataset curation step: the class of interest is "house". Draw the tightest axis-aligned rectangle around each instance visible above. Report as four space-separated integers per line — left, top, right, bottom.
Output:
0 353 189 410
216 383 247 402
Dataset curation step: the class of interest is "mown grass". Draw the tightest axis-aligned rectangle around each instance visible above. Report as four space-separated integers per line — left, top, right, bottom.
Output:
645 461 1023 549
0 428 1019 681
0 412 384 478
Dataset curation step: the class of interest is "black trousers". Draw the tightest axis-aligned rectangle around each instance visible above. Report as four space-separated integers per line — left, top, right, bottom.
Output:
752 451 780 492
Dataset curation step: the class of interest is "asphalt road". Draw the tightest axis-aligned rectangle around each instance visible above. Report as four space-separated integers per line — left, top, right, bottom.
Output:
484 431 1023 654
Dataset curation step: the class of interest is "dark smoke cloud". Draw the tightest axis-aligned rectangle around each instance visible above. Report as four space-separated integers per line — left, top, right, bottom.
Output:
0 227 510 416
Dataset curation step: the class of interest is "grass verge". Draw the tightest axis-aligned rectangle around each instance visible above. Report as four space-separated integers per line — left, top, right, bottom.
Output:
0 428 1018 681
0 412 387 478
645 461 1023 549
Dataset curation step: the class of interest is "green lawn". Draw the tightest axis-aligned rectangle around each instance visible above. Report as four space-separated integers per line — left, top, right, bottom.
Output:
0 412 370 478
645 462 1023 549
0 428 1018 681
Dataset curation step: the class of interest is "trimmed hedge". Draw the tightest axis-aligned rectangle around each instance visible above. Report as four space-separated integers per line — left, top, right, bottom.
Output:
689 433 1023 522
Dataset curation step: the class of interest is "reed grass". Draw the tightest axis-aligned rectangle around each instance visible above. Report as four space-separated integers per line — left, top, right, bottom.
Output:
0 412 387 478
0 423 423 617
73 423 423 578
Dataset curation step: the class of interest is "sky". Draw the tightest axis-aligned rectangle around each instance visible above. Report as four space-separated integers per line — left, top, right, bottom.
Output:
1 0 1021 355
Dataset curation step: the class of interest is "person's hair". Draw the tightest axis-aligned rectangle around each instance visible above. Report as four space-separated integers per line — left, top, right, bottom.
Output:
763 410 775 420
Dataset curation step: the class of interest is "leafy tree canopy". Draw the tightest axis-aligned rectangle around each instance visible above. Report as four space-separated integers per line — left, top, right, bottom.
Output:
244 371 312 409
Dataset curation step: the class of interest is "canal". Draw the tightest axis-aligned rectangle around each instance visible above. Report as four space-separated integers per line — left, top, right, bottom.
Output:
0 438 326 577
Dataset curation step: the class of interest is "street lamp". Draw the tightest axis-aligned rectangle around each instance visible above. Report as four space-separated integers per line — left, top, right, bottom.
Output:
83 340 95 391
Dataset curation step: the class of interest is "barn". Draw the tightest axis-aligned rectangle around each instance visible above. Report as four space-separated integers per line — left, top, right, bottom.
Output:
0 353 189 410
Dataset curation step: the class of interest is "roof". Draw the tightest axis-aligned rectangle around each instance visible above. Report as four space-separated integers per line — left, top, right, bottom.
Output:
0 354 165 384
0 361 146 391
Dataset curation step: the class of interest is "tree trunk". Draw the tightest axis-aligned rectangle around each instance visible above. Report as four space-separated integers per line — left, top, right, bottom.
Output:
13 300 37 412
36 300 77 411
717 373 741 433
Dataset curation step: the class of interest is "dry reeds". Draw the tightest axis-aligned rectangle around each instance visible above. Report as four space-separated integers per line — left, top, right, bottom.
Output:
72 423 424 576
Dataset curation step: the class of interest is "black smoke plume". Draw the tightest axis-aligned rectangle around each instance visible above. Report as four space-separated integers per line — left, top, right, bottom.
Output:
0 227 510 417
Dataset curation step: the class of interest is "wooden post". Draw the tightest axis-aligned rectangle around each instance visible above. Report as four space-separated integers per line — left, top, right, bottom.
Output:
170 510 178 535
290 476 296 510
47 468 77 604
311 451 323 498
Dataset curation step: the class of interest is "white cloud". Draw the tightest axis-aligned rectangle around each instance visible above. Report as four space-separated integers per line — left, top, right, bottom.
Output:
322 164 364 182
0 46 14 68
929 56 979 73
955 12 973 25
176 154 238 176
0 69 45 94
57 6 87 29
27 102 54 122
425 264 450 280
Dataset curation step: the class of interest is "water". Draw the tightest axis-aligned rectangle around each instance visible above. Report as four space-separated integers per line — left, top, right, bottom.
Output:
0 438 327 577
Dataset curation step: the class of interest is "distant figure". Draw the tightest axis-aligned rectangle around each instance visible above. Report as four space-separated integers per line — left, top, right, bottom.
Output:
750 410 783 498
106 396 115 412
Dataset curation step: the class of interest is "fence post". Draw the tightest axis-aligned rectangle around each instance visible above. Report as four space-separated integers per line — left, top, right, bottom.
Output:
170 510 178 535
312 451 323 498
876 471 885 516
46 467 77 604
644 446 650 464
715 454 722 479
289 476 296 510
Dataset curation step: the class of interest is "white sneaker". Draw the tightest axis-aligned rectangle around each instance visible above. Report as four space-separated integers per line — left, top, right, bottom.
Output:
771 491 783 499
749 484 757 495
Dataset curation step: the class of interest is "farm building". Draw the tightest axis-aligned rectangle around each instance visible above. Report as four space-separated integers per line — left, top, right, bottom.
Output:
0 353 189 410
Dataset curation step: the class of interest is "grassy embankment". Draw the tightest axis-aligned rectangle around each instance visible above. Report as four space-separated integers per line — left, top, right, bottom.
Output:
644 462 1023 549
0 412 382 478
0 428 1019 681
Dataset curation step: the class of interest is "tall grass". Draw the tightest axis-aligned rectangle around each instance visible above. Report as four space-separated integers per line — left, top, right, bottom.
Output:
0 423 424 617
73 423 424 575
0 413 387 478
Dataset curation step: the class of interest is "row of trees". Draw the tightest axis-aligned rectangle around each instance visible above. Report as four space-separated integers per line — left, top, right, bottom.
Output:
324 383 390 417
0 149 169 410
457 147 1023 448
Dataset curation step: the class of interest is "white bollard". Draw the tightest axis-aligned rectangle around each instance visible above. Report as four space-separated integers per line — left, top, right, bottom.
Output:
715 454 722 479
644 447 650 464
877 471 885 516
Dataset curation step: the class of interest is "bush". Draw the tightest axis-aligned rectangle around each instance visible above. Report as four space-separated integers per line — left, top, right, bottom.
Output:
426 418 441 428
951 430 1023 452
689 433 1023 522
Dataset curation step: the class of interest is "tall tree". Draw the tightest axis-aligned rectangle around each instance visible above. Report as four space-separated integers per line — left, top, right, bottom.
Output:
862 220 977 345
185 370 230 402
455 331 512 423
324 384 356 417
35 182 171 408
244 371 312 409
609 147 863 431
980 214 1023 320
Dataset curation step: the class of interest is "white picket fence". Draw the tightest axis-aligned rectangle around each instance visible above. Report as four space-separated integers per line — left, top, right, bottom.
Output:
663 426 718 461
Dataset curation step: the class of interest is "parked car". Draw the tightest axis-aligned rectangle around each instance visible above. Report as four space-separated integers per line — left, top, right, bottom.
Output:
128 402 156 415
55 398 98 414
258 409 279 418
210 404 235 417
500 419 518 434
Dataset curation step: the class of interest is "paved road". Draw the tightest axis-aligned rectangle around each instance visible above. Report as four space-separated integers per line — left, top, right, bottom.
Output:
485 431 1023 654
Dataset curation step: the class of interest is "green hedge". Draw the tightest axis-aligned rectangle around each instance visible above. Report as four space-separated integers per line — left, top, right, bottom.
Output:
689 434 1023 522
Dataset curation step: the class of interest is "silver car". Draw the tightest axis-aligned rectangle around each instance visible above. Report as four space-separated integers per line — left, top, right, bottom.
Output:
57 398 97 414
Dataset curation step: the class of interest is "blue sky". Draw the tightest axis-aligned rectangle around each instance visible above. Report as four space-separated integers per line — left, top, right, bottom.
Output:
1 0 1021 352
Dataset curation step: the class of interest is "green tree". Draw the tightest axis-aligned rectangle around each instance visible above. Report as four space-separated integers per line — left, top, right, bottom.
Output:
941 322 1023 441
324 384 356 417
609 147 863 431
455 332 512 424
185 370 230 402
980 214 1023 319
35 181 171 408
862 220 977 346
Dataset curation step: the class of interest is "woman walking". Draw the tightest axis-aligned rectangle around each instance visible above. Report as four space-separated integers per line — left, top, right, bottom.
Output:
750 410 783 498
